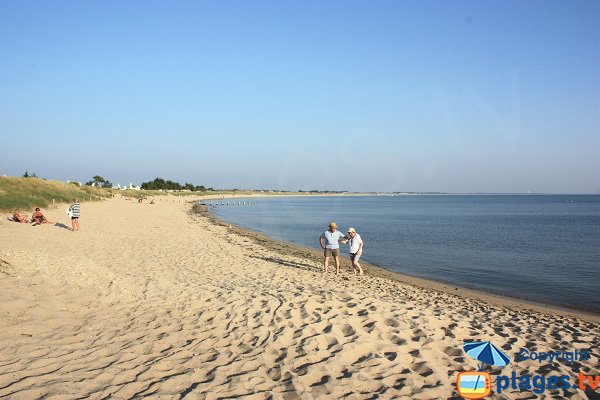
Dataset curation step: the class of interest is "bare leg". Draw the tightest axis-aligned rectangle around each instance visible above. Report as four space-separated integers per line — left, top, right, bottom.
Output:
75 218 80 231
334 256 341 274
71 218 75 231
323 256 330 273
353 260 364 275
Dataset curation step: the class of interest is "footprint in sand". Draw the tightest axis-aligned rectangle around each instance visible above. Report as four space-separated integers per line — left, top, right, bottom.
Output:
341 324 356 337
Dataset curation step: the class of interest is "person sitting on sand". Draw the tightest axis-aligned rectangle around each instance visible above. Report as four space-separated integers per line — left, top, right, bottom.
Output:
31 208 51 226
12 209 29 223
346 227 364 275
319 222 348 274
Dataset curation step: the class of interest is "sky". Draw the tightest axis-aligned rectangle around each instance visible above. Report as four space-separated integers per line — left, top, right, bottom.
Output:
1 0 599 193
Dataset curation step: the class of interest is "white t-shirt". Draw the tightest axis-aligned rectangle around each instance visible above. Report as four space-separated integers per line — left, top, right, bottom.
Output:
349 233 363 254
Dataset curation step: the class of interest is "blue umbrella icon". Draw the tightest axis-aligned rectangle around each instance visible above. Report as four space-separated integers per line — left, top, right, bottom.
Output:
462 341 510 397
464 341 511 370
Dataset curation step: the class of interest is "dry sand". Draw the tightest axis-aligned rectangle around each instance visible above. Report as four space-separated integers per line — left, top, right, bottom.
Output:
0 197 598 399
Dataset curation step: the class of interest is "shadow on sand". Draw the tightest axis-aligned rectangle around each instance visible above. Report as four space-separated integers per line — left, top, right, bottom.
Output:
247 255 318 273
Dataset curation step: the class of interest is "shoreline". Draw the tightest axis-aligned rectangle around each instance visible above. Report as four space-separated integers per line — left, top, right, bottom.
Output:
196 202 600 324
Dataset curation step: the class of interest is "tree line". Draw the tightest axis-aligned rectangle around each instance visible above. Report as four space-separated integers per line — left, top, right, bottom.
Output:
86 175 112 188
81 175 210 191
140 177 210 191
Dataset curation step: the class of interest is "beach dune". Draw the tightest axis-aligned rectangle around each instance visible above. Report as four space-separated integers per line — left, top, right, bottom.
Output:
0 198 598 399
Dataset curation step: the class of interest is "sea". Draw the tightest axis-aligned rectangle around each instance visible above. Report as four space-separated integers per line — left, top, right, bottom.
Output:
210 195 600 313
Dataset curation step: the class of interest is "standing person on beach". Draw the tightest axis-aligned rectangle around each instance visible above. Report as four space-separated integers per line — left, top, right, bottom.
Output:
69 199 80 231
319 222 348 274
346 227 364 275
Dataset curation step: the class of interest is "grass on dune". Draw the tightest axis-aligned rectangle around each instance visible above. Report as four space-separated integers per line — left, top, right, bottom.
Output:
0 176 110 212
109 189 161 199
1 176 340 212
109 189 253 199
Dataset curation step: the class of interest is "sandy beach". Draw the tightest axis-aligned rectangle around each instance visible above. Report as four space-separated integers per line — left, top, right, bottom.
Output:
1 197 598 399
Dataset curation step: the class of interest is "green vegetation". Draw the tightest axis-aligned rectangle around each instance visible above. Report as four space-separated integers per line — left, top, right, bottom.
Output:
22 171 39 178
0 174 349 212
86 175 113 188
110 189 160 199
0 176 110 211
141 177 208 191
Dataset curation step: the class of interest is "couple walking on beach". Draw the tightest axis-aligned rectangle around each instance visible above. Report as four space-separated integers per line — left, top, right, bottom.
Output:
319 222 363 275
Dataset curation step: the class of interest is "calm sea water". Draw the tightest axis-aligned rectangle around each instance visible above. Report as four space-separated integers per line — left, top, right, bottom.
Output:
211 195 600 313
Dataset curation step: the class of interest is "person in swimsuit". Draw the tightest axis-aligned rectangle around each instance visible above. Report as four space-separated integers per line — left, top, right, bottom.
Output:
12 209 29 223
31 208 51 226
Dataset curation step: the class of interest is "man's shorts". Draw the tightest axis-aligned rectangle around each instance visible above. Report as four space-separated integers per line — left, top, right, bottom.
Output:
350 252 362 262
324 248 340 257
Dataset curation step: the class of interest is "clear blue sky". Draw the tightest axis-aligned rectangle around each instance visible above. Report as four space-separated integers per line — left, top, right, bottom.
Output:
1 0 599 193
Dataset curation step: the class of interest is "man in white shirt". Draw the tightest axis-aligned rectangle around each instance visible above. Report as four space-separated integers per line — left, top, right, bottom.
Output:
319 222 348 274
347 227 364 275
